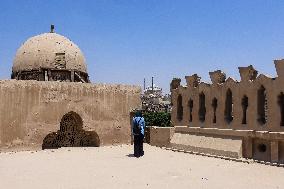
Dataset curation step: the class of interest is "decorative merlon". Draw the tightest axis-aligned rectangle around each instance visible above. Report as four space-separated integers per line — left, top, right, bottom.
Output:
209 70 226 85
238 65 258 82
274 59 284 78
170 78 181 91
185 74 201 87
171 61 284 90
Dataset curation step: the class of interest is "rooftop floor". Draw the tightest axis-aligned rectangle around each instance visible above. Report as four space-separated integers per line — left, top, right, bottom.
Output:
0 144 283 189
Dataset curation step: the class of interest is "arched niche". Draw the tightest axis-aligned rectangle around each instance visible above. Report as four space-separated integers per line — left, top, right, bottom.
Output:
212 98 218 123
199 92 206 122
241 95 248 124
257 85 268 125
42 111 100 149
177 94 183 122
278 92 284 126
188 99 193 122
224 89 233 123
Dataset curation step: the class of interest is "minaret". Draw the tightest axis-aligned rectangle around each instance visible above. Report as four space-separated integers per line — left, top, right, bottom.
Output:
152 76 154 93
50 24 55 33
143 78 146 91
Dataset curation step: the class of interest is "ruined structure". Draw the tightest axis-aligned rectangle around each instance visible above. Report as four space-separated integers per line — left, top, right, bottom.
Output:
0 26 141 150
170 61 284 163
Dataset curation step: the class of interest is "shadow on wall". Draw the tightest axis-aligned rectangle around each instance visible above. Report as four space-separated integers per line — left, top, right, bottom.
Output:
42 111 100 149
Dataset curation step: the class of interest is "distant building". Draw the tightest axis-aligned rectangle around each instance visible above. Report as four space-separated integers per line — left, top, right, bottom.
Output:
141 77 171 112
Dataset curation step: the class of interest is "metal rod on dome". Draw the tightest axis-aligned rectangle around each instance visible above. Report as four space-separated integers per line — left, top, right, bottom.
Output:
152 76 154 93
50 25 55 33
143 78 146 91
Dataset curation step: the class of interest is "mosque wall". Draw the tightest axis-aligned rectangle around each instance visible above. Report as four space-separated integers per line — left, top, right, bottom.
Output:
170 59 284 163
0 80 141 150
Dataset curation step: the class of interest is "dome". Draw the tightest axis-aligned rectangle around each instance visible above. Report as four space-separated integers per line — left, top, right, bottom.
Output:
12 30 89 83
13 32 87 73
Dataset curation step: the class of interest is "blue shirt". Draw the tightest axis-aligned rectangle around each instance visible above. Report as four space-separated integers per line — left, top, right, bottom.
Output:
132 116 146 135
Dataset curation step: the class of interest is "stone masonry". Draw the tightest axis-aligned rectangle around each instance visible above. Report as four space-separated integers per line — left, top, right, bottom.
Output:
0 80 141 150
171 60 284 163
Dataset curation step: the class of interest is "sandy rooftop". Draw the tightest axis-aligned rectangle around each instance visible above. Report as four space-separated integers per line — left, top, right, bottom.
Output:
0 144 283 189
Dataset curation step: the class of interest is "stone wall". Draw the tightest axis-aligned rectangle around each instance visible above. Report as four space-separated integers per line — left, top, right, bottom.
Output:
170 60 284 163
0 80 141 150
149 127 175 147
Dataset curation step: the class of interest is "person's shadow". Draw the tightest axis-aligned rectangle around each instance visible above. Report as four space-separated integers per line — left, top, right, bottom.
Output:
126 154 135 157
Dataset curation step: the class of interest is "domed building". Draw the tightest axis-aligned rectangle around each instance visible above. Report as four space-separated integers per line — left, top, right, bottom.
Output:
0 26 141 151
11 25 89 83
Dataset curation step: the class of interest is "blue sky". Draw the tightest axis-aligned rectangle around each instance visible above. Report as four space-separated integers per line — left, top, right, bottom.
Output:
1 0 284 93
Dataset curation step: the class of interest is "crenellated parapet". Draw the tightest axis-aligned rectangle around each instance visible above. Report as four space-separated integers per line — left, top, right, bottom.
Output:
170 60 284 163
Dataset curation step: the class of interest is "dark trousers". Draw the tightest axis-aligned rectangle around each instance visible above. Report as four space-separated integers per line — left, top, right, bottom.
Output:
134 134 144 157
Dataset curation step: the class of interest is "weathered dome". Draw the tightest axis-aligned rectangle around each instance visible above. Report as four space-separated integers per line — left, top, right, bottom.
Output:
12 32 87 73
11 29 89 83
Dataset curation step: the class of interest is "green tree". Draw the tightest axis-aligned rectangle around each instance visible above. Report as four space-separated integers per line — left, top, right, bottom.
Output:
143 112 172 127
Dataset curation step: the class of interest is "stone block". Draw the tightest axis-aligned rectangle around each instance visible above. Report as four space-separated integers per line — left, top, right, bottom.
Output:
149 126 175 147
271 140 279 163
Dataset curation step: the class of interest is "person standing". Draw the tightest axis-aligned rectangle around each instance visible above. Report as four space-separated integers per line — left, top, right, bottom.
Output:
132 110 145 157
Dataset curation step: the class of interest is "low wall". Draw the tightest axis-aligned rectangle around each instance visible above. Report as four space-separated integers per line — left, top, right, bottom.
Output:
169 132 242 158
175 126 284 140
0 80 141 150
173 126 284 162
149 126 175 147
